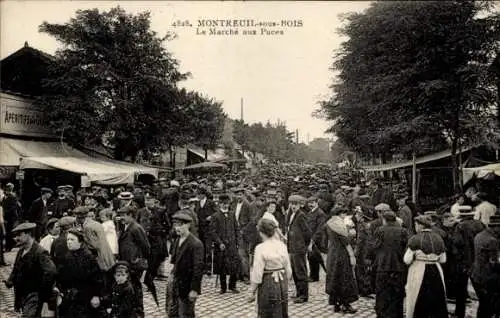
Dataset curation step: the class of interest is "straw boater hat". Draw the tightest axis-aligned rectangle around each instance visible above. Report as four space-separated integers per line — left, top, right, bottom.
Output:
117 191 134 200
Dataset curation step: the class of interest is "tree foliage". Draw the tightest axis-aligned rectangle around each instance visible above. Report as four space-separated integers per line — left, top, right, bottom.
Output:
36 7 225 161
320 1 499 158
319 1 500 187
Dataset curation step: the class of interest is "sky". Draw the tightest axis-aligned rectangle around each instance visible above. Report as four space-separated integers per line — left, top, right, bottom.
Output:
0 1 372 143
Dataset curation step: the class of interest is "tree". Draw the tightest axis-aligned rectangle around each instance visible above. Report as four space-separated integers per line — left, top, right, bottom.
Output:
37 7 198 160
320 1 500 189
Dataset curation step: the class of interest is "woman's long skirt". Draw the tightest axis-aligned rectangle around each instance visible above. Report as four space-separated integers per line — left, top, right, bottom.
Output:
413 265 448 318
257 271 288 318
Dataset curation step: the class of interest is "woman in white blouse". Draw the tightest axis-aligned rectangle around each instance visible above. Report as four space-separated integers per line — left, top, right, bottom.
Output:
404 215 448 318
260 201 286 242
248 218 292 318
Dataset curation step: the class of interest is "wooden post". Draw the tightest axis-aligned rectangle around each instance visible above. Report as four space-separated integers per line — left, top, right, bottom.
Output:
412 152 417 204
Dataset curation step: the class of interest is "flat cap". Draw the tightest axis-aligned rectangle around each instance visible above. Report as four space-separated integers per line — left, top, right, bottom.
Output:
73 206 90 215
41 187 53 194
218 194 231 203
382 211 397 222
12 222 37 233
230 187 245 193
172 209 193 223
375 203 391 211
415 215 433 228
46 218 59 229
113 260 130 273
170 180 180 187
117 191 134 200
288 195 306 203
58 216 76 228
158 177 167 182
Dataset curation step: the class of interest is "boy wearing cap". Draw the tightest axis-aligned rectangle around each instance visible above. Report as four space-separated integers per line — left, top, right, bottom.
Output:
5 222 57 317
167 210 204 317
105 261 139 318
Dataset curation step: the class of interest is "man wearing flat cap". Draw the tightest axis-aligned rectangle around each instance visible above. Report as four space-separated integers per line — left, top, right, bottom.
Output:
166 210 204 317
26 188 53 241
194 187 217 274
285 194 311 303
5 223 57 317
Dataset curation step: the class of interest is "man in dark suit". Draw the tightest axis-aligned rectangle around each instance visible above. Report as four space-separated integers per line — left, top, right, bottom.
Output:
49 187 75 218
4 222 56 317
117 206 151 318
210 194 241 294
166 210 204 318
371 208 409 318
2 183 21 252
195 187 216 274
26 188 53 241
471 215 500 318
306 196 327 282
285 195 312 303
452 211 485 318
230 188 254 284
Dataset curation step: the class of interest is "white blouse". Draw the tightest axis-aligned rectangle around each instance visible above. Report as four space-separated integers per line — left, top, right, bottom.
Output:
251 238 292 284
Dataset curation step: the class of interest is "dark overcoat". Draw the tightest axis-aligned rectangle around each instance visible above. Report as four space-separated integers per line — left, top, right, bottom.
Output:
210 210 240 275
118 221 151 272
7 242 56 312
325 226 358 303
285 209 311 254
170 233 204 298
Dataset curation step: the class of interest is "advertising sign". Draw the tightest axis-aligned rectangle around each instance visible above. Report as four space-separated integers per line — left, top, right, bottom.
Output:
0 93 54 138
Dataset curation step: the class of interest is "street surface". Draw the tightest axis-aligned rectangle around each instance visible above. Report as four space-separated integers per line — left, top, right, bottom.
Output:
0 249 478 317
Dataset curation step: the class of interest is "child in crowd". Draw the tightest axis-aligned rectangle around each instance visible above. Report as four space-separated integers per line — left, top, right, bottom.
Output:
105 261 139 318
99 208 119 257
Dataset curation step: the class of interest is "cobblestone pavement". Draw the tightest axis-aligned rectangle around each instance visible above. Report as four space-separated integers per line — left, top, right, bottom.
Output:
0 249 478 317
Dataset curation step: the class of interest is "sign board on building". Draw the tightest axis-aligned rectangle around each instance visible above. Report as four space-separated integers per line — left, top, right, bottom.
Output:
15 170 24 180
81 175 91 188
0 93 54 138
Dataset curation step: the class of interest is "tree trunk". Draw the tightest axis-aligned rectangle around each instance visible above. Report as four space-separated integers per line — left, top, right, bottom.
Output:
204 148 208 160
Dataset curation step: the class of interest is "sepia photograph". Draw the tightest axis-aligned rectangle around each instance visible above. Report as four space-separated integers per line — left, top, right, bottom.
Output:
0 1 499 317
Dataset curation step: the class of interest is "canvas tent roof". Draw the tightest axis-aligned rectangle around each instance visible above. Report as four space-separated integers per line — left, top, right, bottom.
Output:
362 147 474 172
462 162 500 183
1 138 158 184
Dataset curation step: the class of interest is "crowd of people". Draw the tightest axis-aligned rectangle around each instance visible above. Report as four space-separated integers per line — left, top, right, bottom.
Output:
0 162 498 318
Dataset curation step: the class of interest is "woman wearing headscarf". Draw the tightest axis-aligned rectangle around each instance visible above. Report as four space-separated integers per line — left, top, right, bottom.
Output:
248 218 292 318
324 207 358 313
404 215 448 318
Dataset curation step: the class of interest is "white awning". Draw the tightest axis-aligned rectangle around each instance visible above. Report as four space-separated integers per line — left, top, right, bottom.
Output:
362 146 474 172
462 162 500 183
0 138 158 185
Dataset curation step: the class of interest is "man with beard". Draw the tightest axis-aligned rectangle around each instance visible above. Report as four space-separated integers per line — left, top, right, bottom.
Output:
210 194 241 294
4 223 56 317
50 186 76 218
286 195 311 303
